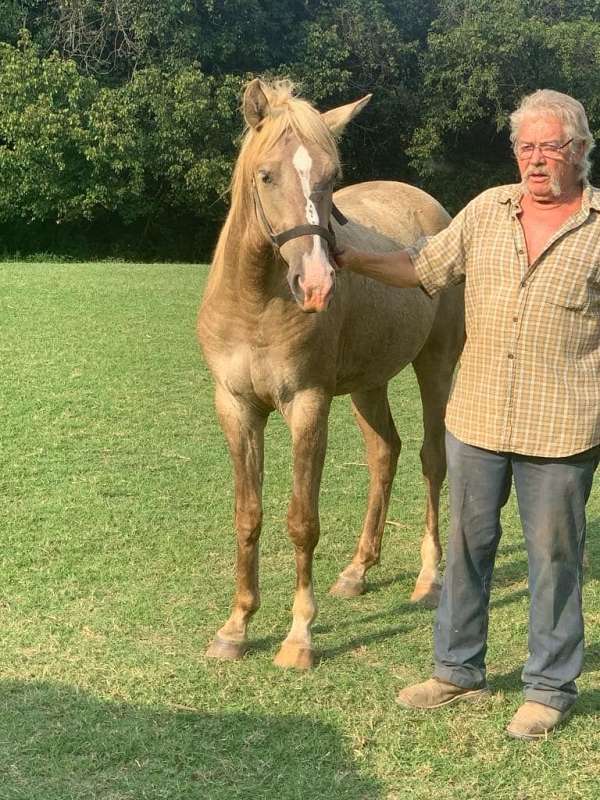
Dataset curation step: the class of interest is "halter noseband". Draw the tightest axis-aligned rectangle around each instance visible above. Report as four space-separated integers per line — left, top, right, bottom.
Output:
252 179 348 252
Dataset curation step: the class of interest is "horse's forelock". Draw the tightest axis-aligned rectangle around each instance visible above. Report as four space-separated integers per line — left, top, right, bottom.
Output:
239 83 340 176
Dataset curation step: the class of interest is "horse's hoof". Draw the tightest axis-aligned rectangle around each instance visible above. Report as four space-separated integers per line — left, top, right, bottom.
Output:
273 642 315 670
205 636 247 661
410 581 441 609
329 576 366 598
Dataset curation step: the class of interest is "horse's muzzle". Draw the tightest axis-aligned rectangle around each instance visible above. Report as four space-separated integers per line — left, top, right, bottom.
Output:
288 262 336 313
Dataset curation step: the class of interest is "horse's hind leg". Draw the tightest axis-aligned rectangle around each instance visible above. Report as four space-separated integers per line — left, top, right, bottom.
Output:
330 385 401 598
206 387 267 661
410 330 460 608
273 389 331 670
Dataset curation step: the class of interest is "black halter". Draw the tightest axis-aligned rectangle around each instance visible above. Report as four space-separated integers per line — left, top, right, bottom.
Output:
252 179 348 252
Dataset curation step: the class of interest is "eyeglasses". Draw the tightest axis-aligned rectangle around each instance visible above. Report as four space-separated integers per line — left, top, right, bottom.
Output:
515 138 573 160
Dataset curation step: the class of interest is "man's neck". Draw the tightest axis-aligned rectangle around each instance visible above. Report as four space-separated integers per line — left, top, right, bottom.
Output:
522 186 582 213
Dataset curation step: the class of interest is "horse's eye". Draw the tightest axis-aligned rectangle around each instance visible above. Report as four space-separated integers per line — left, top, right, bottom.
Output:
259 170 272 184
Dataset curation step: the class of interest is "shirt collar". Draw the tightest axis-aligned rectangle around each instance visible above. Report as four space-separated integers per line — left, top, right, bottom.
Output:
586 182 600 211
497 184 522 206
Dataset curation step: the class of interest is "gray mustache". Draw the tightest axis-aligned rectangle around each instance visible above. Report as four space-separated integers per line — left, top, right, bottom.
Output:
525 167 550 177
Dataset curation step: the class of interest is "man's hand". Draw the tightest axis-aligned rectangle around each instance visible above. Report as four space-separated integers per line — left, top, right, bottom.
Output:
333 245 360 272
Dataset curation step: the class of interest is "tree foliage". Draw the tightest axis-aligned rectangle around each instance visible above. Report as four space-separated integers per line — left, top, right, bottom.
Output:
0 0 599 260
408 0 600 206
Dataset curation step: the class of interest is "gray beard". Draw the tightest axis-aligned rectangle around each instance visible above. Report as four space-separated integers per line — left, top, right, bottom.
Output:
521 173 562 198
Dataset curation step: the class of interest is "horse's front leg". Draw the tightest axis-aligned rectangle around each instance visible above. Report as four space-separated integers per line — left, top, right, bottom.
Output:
206 386 267 661
273 390 331 670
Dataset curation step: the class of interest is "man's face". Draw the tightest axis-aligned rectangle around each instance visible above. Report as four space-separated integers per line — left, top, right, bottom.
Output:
515 115 581 201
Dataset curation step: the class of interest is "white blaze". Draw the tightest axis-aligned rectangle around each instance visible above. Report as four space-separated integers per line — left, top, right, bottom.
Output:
292 145 327 262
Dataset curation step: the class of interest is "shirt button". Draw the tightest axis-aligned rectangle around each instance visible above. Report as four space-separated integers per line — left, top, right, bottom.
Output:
507 353 514 359
512 316 518 322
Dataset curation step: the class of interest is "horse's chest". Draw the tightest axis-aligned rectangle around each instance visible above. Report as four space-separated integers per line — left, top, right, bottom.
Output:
214 342 310 409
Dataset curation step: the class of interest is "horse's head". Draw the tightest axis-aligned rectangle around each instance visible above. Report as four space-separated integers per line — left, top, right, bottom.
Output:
240 79 371 313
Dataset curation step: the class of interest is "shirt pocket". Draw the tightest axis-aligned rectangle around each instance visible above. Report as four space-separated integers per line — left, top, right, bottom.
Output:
539 262 600 359
544 261 600 318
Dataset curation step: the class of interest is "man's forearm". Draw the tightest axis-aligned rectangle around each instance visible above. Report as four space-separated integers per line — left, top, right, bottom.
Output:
337 247 420 288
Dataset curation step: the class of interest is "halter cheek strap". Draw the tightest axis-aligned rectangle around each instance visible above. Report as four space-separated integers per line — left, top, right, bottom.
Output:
252 180 348 252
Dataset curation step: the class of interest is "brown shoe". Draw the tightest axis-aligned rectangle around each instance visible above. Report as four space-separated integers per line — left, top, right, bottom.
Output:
506 701 572 740
396 677 490 710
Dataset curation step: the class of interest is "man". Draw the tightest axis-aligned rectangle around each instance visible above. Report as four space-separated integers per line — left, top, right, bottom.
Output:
334 89 599 740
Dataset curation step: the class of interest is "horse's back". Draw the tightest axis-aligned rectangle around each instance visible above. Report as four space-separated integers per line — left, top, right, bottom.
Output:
334 180 450 248
326 181 451 394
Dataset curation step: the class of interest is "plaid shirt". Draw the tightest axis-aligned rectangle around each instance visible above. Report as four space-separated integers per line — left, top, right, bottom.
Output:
410 183 600 457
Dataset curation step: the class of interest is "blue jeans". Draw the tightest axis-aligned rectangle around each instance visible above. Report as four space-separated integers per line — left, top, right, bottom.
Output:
434 431 599 711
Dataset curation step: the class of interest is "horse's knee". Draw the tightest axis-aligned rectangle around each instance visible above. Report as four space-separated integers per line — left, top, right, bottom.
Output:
287 509 319 550
370 432 401 478
235 502 263 545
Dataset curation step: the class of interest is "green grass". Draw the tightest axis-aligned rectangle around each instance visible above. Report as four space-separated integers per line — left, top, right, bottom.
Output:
1 261 598 800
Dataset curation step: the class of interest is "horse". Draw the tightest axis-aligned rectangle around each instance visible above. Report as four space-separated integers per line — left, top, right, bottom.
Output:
198 78 465 669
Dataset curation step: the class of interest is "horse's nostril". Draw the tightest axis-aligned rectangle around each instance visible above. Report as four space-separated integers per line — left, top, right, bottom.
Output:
292 273 303 297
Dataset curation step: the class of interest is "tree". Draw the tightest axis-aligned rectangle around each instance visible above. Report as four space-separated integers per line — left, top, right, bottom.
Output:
0 33 96 223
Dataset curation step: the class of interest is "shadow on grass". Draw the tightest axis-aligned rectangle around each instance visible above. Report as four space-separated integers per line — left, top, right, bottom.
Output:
360 570 415 593
0 680 381 800
490 587 529 608
239 582 425 656
249 613 417 659
318 624 413 662
315 597 425 634
489 565 527 591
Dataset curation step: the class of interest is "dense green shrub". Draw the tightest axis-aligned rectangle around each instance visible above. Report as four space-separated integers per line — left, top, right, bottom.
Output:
0 35 242 259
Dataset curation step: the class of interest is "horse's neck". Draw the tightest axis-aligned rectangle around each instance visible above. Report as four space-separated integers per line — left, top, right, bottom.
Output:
208 204 278 311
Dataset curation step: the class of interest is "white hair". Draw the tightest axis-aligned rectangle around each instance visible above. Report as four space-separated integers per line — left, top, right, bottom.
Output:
510 89 595 181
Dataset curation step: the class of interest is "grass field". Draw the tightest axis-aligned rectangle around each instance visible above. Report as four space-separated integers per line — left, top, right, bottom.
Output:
1 261 599 800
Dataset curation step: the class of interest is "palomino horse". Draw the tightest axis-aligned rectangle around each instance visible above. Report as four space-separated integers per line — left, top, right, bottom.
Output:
198 79 464 669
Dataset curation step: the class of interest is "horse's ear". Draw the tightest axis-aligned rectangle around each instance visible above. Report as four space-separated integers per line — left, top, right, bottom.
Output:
243 79 271 129
321 94 372 136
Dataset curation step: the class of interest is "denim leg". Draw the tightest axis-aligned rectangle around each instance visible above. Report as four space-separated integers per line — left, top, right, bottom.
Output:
513 447 599 712
434 432 512 688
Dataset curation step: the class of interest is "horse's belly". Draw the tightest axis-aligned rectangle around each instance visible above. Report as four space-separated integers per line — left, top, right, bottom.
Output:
333 282 437 393
333 343 419 396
